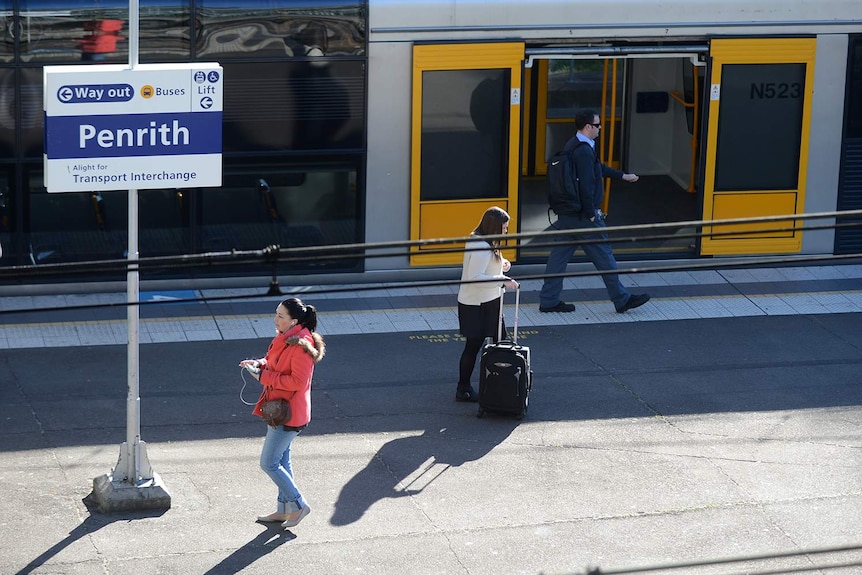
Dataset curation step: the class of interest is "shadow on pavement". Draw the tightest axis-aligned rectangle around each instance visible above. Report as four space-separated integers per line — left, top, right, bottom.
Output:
14 493 167 575
200 526 297 575
331 420 518 526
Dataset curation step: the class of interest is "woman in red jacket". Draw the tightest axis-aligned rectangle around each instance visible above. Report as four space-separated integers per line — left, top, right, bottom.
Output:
240 297 325 529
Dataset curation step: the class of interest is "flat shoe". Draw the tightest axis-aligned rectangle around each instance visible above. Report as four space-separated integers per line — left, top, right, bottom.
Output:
455 387 477 402
257 512 291 522
281 505 312 528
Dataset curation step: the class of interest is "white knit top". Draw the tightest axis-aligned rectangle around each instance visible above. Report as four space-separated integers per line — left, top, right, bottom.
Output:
457 239 507 306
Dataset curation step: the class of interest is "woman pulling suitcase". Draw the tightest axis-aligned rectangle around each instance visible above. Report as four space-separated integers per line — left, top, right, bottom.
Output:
455 206 519 402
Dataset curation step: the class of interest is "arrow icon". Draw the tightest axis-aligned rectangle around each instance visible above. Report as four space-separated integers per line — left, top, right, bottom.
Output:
58 87 73 102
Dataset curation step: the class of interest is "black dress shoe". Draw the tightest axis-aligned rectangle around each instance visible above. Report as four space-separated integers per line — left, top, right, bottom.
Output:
539 301 576 313
616 293 650 313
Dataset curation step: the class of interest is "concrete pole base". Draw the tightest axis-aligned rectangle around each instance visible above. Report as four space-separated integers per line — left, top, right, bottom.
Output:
91 472 171 514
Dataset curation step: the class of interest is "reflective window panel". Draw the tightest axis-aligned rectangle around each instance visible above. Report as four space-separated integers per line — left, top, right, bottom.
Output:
18 0 189 63
847 36 862 139
222 60 365 152
26 168 129 266
0 165 12 267
196 0 365 59
0 68 14 158
201 160 361 271
19 67 42 159
0 0 13 63
420 68 510 201
26 169 187 268
714 63 805 191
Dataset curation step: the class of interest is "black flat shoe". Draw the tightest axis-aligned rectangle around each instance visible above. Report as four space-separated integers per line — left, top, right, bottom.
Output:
455 386 478 402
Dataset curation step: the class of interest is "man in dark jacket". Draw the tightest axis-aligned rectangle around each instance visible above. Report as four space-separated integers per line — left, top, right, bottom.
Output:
539 109 650 314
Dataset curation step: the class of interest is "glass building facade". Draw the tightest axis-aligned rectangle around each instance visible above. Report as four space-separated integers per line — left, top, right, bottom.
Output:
0 0 367 279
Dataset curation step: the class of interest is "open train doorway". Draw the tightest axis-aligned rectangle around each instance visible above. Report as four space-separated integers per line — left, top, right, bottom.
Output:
519 49 707 260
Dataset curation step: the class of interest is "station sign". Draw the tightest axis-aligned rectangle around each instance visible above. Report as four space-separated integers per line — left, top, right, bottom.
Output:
44 63 223 193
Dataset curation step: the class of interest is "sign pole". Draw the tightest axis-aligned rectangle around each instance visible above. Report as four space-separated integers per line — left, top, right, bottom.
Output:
92 0 169 512
124 0 144 486
41 5 222 511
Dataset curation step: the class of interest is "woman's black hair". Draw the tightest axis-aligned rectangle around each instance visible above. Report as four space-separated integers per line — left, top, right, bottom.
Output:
281 297 318 332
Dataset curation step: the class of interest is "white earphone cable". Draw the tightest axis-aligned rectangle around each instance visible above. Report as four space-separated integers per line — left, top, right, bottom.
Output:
239 367 257 406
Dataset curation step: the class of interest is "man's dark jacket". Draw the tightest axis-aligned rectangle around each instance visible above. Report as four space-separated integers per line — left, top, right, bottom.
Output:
563 136 624 216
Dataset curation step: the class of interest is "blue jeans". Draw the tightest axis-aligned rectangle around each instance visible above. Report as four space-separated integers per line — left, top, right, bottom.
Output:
539 213 631 309
260 425 307 512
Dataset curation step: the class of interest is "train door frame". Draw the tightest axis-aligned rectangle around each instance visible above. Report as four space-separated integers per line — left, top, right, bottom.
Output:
409 42 524 266
700 37 817 255
521 46 708 257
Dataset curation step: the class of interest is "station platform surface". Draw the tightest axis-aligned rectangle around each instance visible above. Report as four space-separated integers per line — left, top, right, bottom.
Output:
2 262 862 575
2 263 862 349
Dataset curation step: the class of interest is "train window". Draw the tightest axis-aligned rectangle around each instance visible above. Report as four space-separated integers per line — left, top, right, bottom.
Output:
0 167 12 265
547 60 624 119
420 68 509 201
0 164 15 241
846 37 862 138
200 163 361 270
18 68 44 160
17 0 189 63
16 59 366 158
221 60 365 152
0 68 14 158
0 1 12 63
26 167 127 265
195 0 365 59
714 63 805 191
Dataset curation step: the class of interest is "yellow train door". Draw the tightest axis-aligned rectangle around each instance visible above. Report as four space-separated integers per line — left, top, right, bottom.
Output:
410 43 524 265
701 38 816 255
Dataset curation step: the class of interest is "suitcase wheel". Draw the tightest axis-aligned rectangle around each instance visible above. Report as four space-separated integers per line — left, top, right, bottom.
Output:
476 408 486 419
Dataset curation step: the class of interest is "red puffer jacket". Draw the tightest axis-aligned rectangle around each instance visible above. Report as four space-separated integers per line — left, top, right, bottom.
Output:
253 324 325 427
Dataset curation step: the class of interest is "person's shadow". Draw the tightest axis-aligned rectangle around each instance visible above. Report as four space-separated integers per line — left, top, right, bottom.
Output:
331 419 519 526
200 525 296 575
16 491 299 575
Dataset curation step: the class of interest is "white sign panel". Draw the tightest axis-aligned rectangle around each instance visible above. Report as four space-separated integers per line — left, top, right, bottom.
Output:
44 63 223 193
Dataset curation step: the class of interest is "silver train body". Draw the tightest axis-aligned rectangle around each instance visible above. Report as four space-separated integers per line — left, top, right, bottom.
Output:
364 0 862 270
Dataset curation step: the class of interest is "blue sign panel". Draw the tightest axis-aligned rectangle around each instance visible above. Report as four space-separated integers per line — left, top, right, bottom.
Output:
44 63 223 192
57 84 135 104
45 111 223 159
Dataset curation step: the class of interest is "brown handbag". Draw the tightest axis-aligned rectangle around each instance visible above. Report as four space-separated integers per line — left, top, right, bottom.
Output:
261 388 292 427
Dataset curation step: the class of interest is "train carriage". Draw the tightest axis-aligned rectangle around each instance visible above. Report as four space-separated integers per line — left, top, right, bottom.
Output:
365 0 862 268
0 0 860 283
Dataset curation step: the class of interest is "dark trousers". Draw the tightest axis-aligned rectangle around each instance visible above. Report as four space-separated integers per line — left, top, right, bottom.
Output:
539 213 630 309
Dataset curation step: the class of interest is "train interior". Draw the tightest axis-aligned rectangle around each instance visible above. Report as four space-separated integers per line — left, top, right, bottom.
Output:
517 55 708 260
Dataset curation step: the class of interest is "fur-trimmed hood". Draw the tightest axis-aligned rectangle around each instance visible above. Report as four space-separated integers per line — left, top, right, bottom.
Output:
285 332 326 364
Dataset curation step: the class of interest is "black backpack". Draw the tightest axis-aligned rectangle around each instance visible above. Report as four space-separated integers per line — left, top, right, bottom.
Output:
546 142 586 216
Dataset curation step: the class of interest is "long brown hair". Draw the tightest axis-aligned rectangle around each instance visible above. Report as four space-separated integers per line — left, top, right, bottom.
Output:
471 206 510 259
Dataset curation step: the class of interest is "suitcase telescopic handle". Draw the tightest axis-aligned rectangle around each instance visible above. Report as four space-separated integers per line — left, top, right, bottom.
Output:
498 286 520 343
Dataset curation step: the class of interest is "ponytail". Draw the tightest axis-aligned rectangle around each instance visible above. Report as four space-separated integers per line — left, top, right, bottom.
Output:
280 297 318 332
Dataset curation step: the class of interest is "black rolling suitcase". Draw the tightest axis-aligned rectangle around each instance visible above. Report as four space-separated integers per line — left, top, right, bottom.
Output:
477 287 532 420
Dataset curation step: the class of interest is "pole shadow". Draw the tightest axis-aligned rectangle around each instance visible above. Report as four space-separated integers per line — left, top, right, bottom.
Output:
14 492 168 575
